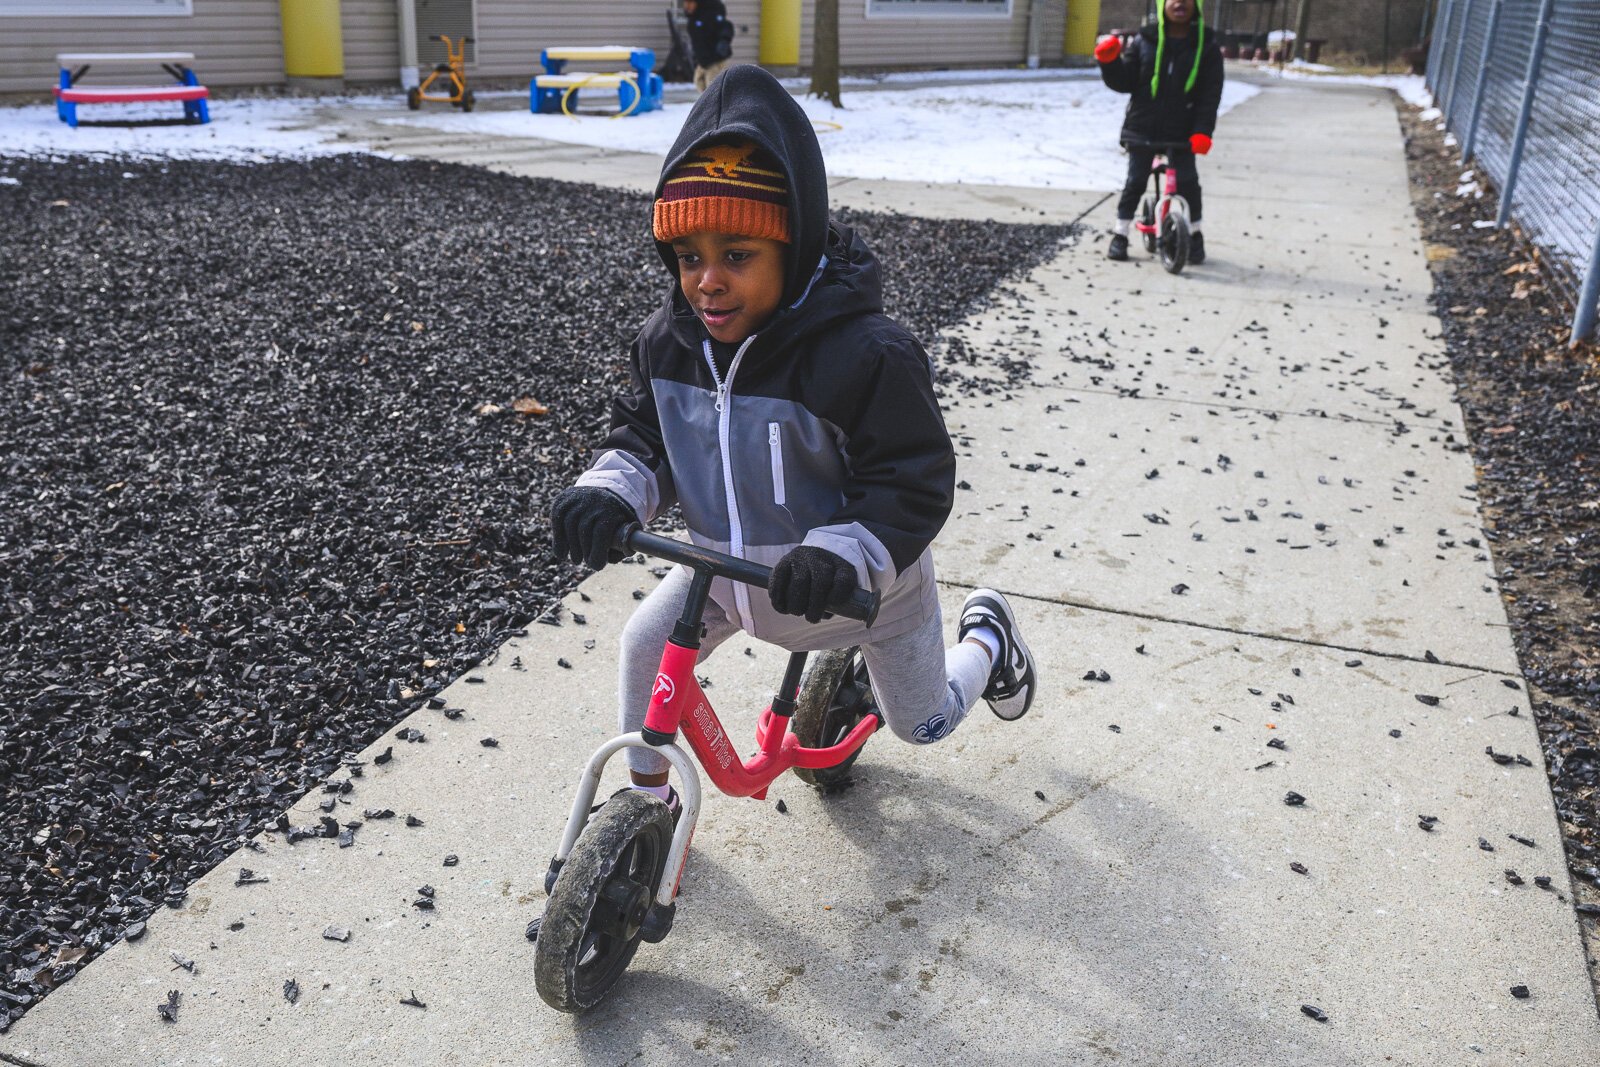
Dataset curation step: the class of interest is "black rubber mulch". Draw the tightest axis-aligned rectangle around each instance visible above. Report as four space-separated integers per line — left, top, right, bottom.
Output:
0 153 1071 1027
1398 105 1600 974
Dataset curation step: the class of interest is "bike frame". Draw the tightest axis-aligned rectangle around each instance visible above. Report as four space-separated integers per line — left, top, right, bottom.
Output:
417 34 469 103
1134 154 1185 239
549 527 880 911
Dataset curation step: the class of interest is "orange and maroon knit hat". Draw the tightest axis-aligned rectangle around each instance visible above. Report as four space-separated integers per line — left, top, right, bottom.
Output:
652 139 790 244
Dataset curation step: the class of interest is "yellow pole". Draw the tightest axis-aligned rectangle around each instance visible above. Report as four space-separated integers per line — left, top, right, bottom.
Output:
760 0 801 66
1065 0 1102 57
280 0 345 80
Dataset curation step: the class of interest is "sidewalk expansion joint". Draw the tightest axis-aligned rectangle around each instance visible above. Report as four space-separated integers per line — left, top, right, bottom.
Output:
1068 192 1112 226
938 578 1519 678
1043 384 1404 428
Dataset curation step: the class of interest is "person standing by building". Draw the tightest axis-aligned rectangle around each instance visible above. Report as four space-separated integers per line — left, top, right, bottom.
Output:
683 0 736 92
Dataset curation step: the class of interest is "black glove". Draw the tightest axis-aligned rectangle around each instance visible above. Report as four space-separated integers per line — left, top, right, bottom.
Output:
550 487 635 570
768 546 859 624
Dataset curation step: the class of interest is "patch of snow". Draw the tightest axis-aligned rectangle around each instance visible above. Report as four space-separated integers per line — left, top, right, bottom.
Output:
382 77 1260 190
0 95 399 161
0 68 1257 192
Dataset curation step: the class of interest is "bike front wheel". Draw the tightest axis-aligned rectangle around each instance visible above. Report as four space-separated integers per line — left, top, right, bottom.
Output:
534 790 673 1013
792 647 879 790
1160 208 1190 274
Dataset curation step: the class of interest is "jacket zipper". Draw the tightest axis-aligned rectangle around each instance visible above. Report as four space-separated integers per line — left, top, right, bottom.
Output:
768 422 786 508
703 336 757 629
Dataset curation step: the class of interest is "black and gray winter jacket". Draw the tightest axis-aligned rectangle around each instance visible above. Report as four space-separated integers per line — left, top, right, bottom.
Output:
686 0 735 67
576 65 955 651
1100 21 1225 147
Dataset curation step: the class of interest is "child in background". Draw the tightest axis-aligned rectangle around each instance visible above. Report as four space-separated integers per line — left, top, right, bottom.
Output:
682 0 736 92
549 65 1040 816
1096 0 1225 264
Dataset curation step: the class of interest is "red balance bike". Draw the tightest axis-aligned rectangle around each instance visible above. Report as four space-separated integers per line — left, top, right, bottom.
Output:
1134 141 1195 275
533 524 882 1012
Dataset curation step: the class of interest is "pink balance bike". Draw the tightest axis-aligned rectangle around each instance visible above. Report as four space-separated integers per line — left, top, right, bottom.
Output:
1134 141 1194 275
532 524 882 1012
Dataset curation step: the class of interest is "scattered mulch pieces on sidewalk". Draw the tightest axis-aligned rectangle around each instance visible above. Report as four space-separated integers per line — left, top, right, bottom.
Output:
0 152 1071 1028
1400 100 1600 992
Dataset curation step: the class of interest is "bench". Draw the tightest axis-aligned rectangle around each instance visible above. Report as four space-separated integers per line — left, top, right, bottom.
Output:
54 52 210 128
531 46 662 116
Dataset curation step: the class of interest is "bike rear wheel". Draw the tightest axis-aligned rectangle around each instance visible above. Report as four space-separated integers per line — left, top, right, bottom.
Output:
1138 194 1157 254
534 790 673 1013
792 647 879 790
1160 207 1190 274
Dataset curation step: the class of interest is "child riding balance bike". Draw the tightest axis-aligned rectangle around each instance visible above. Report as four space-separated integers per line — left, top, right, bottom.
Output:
1095 0 1224 266
527 65 1041 1013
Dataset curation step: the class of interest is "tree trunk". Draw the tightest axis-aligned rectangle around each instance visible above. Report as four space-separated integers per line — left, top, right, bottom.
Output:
1292 0 1313 61
809 0 842 108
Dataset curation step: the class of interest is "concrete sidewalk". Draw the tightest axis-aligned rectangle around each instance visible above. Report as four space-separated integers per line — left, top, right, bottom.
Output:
6 79 1600 1067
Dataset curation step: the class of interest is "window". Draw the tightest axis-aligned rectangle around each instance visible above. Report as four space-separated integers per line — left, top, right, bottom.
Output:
0 0 192 15
865 0 1013 17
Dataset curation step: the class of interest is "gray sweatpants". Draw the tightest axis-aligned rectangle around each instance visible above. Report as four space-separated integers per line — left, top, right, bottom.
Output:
618 565 992 775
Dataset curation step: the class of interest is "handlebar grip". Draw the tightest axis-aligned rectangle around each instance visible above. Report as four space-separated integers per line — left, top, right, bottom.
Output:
428 35 442 41
840 586 880 627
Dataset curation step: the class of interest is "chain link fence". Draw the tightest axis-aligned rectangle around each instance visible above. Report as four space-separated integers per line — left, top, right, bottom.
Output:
1425 0 1600 343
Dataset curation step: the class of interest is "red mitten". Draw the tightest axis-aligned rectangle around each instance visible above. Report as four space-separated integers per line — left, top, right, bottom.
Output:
1094 35 1123 63
1189 133 1213 155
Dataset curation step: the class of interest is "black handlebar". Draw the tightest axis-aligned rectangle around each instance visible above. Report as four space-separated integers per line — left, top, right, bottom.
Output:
620 525 881 627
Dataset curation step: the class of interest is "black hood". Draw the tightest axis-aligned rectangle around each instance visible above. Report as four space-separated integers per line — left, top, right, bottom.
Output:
689 0 727 17
653 63 828 309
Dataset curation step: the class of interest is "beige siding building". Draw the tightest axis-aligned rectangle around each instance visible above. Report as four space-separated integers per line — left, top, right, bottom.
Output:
1 1 287 93
1 0 1095 96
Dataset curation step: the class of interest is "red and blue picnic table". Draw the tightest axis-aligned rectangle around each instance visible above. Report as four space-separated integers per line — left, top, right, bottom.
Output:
531 46 662 116
54 52 210 128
